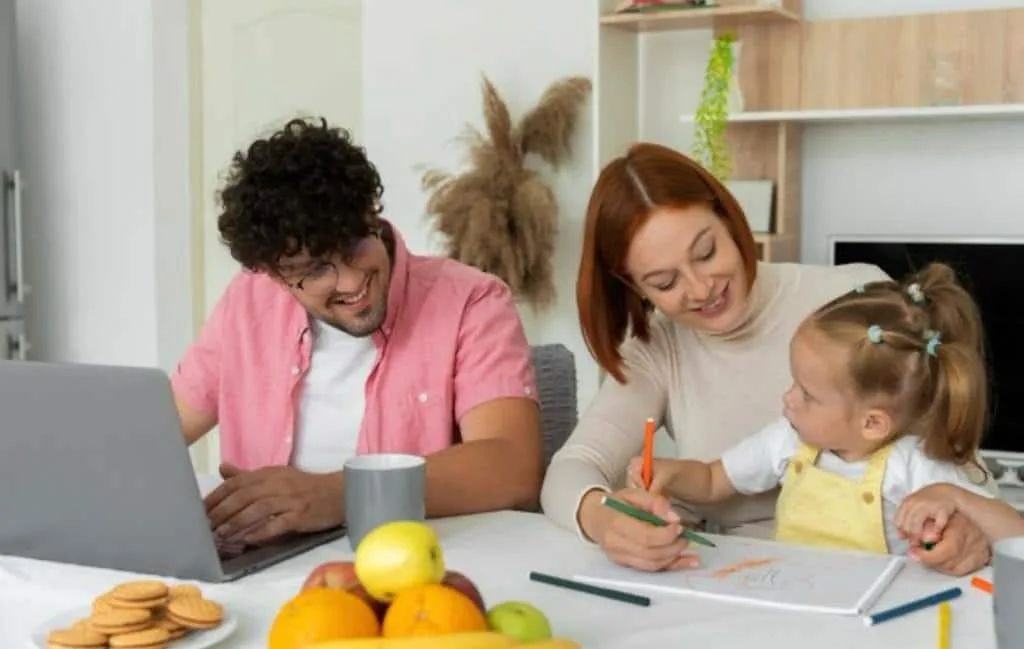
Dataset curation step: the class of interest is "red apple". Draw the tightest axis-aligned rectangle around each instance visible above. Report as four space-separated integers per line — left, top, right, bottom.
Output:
301 561 387 619
442 570 486 613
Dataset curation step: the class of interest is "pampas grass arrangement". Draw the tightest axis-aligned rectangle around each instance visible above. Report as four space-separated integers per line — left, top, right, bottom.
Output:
421 75 592 311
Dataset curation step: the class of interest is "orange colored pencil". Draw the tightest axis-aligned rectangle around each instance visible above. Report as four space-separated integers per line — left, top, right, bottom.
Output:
971 576 993 594
641 417 655 490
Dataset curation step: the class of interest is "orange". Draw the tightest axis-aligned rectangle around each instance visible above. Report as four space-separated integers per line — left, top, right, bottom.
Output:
267 587 380 649
382 584 488 638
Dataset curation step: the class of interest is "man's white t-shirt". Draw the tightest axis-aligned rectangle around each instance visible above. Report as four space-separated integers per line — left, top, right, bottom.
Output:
290 319 376 473
720 417 999 554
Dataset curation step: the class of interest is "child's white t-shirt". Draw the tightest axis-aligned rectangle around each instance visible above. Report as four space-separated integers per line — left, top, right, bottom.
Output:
720 417 1000 554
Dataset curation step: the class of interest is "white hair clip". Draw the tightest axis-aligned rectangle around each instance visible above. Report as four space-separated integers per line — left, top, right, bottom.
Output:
906 283 926 304
924 329 942 357
866 324 883 344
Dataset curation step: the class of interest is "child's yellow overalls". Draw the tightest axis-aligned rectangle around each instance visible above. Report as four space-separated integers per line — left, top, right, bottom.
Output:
774 442 891 554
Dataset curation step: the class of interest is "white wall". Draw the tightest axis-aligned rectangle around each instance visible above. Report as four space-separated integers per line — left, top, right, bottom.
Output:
15 0 193 371
362 0 602 404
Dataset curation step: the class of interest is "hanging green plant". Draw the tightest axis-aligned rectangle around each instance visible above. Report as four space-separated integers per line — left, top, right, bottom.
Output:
692 31 736 181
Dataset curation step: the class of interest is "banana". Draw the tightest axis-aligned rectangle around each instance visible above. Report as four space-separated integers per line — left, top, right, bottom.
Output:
306 631 519 649
518 640 582 649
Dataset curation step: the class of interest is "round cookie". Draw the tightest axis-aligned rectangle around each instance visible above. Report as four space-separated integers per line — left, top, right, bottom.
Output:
165 597 223 630
167 583 202 600
108 580 169 610
153 617 188 640
90 608 153 635
47 626 107 649
108 627 170 649
91 594 116 615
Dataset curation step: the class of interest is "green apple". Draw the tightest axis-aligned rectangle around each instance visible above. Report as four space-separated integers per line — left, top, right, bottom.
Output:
486 600 553 642
353 520 446 602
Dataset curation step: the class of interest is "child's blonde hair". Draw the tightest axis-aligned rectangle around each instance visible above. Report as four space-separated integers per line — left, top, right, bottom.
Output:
807 262 987 467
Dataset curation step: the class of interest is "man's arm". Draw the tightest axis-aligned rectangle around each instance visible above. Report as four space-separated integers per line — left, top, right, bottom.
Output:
170 284 230 445
205 392 542 543
422 277 543 516
422 397 542 516
174 393 217 445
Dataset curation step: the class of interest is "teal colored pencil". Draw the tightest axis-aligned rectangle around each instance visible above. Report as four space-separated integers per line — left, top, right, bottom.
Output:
601 495 717 548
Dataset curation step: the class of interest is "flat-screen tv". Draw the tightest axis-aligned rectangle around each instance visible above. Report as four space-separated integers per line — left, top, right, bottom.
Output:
829 236 1024 465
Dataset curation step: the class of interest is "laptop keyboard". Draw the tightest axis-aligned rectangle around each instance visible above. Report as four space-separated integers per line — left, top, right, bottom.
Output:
215 539 249 560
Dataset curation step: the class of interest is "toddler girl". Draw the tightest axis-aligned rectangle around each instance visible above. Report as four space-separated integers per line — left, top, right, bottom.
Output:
628 262 999 555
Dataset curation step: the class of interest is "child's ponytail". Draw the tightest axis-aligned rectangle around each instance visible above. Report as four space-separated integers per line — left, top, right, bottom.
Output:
905 263 988 466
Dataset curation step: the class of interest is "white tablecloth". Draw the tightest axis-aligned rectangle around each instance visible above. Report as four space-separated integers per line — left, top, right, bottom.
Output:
0 511 997 648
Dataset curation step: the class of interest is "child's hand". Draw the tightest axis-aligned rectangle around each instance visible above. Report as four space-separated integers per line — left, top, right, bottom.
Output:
895 484 958 545
626 456 680 495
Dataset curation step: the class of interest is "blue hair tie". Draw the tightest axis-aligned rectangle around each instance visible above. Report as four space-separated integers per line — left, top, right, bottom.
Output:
924 329 942 357
866 324 883 344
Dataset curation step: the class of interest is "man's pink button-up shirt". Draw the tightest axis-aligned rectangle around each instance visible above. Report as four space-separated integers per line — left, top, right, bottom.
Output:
170 226 539 469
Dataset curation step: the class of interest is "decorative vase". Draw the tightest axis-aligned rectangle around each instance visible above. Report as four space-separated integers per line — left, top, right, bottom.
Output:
727 40 745 114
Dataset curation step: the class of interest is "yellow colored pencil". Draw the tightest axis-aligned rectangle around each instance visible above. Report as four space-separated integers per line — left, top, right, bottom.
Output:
937 602 950 649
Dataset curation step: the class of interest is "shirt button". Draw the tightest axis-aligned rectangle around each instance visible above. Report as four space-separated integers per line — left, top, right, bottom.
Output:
417 392 428 403
285 435 293 443
524 386 533 396
290 365 300 375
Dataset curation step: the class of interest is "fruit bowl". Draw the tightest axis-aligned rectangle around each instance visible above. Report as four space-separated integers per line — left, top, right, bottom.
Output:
268 521 580 649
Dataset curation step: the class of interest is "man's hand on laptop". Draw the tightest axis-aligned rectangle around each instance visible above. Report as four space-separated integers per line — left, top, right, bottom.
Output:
203 463 344 545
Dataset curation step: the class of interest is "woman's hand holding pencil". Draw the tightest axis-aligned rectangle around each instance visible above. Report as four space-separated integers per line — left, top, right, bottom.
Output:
577 487 699 572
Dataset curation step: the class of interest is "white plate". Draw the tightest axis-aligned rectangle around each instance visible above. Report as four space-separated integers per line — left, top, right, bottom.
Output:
31 606 239 649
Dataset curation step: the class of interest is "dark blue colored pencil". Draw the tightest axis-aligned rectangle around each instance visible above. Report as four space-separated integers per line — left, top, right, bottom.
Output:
863 587 962 626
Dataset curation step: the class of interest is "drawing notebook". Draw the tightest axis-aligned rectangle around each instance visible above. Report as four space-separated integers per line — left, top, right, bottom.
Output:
574 534 905 616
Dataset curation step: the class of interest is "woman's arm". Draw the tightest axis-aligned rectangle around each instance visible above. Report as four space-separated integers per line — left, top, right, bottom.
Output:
540 334 669 537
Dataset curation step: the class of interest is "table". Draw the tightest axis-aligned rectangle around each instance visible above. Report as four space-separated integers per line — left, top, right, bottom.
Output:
0 511 997 648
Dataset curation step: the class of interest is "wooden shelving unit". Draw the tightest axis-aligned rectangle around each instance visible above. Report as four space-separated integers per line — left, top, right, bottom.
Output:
600 4 800 32
680 104 1024 124
596 2 1024 263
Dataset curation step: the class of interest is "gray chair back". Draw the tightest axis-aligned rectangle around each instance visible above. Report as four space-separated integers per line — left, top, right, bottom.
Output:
529 343 578 467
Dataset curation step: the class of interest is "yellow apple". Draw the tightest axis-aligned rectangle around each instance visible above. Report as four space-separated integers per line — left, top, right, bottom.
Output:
353 521 445 602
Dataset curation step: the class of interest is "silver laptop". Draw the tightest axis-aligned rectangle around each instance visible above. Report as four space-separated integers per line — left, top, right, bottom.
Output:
0 359 345 582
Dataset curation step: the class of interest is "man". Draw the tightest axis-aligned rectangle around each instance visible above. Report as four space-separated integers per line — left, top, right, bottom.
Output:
172 117 543 545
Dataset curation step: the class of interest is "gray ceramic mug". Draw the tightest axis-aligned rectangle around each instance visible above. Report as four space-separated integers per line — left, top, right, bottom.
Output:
993 536 1024 647
343 453 426 551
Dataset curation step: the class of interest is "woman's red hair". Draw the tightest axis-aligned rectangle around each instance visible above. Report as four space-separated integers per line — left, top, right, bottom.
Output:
577 142 758 383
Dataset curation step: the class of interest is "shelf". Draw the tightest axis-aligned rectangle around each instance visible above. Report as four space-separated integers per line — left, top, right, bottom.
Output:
680 104 1024 124
752 232 799 262
600 5 800 32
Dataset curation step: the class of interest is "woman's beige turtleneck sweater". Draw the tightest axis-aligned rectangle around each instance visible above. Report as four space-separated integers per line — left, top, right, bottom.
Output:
540 261 890 537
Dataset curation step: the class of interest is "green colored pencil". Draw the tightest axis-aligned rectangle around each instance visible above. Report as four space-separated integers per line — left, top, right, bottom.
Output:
601 495 717 548
529 571 651 607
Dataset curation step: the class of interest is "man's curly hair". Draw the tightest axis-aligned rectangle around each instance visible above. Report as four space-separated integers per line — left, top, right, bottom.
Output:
216 117 384 273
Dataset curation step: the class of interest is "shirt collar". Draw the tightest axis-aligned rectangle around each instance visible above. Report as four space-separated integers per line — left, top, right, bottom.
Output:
377 219 410 339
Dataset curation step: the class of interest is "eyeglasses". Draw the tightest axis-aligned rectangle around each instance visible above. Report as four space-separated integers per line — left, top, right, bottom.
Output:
283 234 378 296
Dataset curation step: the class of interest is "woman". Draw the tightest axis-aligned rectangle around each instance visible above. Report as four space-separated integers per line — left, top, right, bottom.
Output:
540 142 992 576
